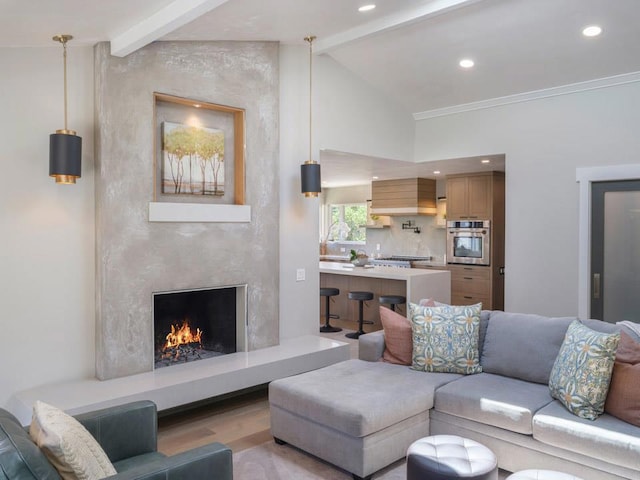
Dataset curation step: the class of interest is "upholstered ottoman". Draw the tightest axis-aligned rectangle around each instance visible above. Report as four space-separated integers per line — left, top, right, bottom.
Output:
406 435 498 480
506 471 584 480
269 359 460 480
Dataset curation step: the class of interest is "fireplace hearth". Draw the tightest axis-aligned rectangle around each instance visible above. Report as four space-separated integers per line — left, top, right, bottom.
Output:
153 285 247 369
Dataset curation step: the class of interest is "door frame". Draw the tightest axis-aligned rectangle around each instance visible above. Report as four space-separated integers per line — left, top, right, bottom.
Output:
576 164 640 319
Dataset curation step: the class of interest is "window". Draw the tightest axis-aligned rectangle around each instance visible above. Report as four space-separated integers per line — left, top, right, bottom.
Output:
326 203 367 243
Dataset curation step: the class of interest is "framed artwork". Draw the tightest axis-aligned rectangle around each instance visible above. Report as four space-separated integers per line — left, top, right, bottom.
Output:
161 122 225 196
153 93 245 205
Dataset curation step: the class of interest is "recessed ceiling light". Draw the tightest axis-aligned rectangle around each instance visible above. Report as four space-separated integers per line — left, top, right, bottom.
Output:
582 25 602 37
193 104 201 108
433 170 441 175
358 4 376 12
372 176 379 180
459 58 474 69
481 159 491 164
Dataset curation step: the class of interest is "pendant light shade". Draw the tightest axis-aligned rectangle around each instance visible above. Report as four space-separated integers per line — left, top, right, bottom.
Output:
301 161 321 197
300 35 321 198
50 131 82 184
49 34 82 184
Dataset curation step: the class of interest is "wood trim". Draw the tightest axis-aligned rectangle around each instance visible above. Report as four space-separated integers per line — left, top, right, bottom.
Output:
153 92 246 205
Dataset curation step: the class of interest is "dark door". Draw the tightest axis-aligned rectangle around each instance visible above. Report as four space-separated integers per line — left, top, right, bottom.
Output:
591 180 640 322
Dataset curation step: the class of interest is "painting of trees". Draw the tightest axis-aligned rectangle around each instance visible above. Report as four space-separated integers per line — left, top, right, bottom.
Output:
162 122 225 196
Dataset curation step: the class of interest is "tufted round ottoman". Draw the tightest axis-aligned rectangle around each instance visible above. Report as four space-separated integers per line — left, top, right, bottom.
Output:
406 435 498 480
506 470 584 480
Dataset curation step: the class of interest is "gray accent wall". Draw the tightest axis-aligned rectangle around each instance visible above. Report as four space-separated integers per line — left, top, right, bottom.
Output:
94 41 279 380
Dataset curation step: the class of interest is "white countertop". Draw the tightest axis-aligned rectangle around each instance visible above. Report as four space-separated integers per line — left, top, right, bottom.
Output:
319 261 448 280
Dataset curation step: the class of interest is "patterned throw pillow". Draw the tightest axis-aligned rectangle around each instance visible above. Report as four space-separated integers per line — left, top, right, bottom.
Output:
549 320 620 420
409 302 482 375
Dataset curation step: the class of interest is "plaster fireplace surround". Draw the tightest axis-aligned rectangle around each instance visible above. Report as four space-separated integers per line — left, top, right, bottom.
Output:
94 41 280 380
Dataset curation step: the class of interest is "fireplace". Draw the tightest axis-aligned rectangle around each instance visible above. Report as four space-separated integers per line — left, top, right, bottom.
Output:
153 285 247 369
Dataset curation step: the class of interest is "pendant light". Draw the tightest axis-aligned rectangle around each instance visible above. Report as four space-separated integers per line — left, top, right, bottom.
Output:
49 34 82 184
300 35 321 197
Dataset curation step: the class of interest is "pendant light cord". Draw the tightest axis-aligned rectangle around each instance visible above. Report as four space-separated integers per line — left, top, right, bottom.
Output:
305 36 316 163
62 38 68 131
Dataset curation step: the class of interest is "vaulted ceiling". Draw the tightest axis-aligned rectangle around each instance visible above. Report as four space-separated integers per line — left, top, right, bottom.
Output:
4 0 639 184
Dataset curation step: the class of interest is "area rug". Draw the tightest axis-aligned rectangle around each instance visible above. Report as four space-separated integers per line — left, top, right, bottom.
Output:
233 441 405 479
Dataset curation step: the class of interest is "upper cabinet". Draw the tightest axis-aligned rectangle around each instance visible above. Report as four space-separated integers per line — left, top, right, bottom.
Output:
371 178 436 216
446 172 504 221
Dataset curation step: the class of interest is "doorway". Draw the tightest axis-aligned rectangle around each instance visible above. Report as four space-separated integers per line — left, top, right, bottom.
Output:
590 180 640 323
576 164 640 323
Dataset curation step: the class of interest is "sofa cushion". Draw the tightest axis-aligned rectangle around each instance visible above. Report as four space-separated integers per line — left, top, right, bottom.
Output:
29 401 117 480
409 303 482 375
434 373 553 434
379 306 412 365
0 409 61 480
480 312 574 384
605 331 640 426
533 400 640 471
548 320 619 420
269 359 460 437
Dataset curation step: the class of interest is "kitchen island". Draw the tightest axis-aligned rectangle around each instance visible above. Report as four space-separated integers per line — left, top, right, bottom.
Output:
319 261 450 333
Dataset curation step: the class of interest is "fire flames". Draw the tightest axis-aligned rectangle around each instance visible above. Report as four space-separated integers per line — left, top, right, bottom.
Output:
163 320 203 350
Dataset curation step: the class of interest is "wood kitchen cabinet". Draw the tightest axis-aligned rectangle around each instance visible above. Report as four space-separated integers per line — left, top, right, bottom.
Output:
446 172 500 221
446 171 505 310
449 264 492 307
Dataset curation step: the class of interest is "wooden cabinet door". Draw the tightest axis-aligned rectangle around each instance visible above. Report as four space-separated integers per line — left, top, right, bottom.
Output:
449 264 492 309
467 175 492 219
446 176 468 220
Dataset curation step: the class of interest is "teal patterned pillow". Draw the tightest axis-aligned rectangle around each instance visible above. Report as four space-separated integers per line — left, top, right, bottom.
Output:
549 320 620 420
409 303 482 375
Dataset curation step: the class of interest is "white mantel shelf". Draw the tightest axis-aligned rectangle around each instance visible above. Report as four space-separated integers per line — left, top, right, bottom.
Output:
8 335 349 426
149 202 251 222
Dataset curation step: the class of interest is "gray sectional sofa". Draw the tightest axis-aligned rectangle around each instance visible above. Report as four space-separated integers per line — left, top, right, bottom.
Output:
269 311 640 480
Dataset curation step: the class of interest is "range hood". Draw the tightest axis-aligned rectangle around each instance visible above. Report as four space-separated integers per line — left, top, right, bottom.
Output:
370 178 436 216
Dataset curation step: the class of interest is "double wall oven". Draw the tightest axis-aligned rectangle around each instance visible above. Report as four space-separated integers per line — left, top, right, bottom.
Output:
447 220 491 266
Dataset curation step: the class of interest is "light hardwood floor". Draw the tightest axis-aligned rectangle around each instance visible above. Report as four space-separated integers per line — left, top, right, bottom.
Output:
157 387 272 456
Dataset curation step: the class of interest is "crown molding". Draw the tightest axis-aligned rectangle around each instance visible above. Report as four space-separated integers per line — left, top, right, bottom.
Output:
413 71 640 121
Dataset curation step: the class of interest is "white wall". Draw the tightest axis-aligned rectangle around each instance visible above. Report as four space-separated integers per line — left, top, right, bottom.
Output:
278 49 423 338
316 55 416 162
0 47 95 408
414 81 640 316
279 45 321 339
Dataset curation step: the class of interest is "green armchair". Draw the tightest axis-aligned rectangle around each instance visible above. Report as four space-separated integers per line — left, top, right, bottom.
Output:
0 400 233 480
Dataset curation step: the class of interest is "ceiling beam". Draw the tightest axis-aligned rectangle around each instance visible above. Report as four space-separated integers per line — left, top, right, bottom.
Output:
110 0 230 57
314 0 484 54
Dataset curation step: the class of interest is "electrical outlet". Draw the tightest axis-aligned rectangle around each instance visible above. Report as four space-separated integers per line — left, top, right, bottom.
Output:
340 247 346 253
376 243 381 251
296 268 306 282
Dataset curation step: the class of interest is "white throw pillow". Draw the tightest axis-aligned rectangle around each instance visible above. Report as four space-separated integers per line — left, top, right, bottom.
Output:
29 401 117 480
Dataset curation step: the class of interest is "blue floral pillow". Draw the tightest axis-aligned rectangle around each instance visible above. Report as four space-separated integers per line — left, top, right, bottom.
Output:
409 303 482 375
549 320 620 420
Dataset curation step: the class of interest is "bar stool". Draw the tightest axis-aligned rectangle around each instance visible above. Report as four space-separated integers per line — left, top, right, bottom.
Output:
319 287 342 333
379 295 406 312
346 291 374 339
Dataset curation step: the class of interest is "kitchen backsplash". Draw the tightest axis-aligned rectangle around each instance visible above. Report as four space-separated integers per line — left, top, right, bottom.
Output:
324 215 446 263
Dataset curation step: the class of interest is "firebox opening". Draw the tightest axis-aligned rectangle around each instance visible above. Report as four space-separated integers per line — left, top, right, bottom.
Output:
153 286 243 369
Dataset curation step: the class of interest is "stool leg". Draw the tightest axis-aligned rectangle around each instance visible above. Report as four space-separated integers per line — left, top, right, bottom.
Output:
320 295 342 333
345 299 366 339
